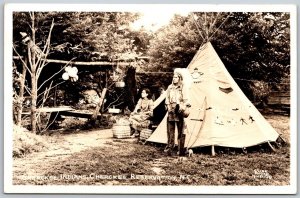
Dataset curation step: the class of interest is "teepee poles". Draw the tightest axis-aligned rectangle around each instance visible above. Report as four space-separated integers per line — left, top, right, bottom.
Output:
191 13 205 41
208 12 232 41
209 12 214 31
207 12 220 38
204 12 209 41
192 12 220 42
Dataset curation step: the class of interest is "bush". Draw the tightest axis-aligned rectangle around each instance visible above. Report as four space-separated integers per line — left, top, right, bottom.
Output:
249 81 271 104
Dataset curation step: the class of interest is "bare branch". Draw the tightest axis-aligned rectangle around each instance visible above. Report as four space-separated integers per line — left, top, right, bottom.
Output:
12 46 32 75
37 81 65 102
38 81 53 108
41 112 59 133
37 58 75 92
36 19 55 71
36 61 50 79
29 12 33 20
26 22 32 30
24 85 32 95
36 81 54 132
108 101 124 109
27 46 33 71
103 92 125 112
23 78 32 95
30 12 35 42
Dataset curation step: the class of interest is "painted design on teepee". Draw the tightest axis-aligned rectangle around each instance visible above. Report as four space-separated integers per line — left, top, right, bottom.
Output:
249 116 255 123
240 118 248 125
219 87 233 94
214 116 224 125
227 119 236 126
191 67 203 83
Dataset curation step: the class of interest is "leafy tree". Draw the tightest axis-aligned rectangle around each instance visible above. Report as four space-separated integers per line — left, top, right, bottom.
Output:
147 14 202 71
13 12 56 133
212 12 290 101
212 12 290 82
13 12 146 62
13 11 152 128
146 12 290 101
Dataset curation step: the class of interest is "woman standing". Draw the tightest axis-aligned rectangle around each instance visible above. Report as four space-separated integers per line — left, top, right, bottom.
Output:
129 88 154 137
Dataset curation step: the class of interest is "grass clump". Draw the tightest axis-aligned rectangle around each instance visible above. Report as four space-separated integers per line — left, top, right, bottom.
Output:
13 124 48 158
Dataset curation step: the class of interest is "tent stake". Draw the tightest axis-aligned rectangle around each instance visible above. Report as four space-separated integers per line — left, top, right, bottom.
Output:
267 141 276 152
278 136 286 145
242 147 247 154
211 145 216 156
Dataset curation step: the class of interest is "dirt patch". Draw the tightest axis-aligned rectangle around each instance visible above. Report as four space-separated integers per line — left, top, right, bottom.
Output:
45 129 114 157
13 129 115 182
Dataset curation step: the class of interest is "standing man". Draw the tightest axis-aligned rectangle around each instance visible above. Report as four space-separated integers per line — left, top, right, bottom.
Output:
164 72 190 156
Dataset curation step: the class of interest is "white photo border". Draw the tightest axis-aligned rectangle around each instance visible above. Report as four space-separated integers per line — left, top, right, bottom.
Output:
4 3 297 194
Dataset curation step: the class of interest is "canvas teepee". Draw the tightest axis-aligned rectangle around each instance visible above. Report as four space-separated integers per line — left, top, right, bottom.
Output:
147 42 279 149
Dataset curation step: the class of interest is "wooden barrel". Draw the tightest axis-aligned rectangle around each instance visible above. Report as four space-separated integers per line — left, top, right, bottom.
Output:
112 124 131 139
140 129 153 140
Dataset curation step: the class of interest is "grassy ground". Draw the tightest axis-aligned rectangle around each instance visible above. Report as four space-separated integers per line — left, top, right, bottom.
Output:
12 114 290 186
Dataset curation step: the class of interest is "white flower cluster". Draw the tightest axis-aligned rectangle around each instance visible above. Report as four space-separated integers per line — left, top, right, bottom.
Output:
62 66 79 82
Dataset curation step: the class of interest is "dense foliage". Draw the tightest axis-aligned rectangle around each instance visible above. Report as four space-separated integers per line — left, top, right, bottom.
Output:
13 11 290 107
147 12 290 101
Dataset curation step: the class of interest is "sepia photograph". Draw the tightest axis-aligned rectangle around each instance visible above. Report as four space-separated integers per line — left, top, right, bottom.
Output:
4 4 297 194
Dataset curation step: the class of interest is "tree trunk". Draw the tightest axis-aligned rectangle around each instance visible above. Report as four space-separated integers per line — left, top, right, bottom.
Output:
124 66 137 111
29 46 38 133
16 57 27 126
91 88 107 121
30 12 38 134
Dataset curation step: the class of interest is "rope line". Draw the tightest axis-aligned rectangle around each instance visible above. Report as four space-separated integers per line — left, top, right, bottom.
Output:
234 78 290 85
135 72 290 85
